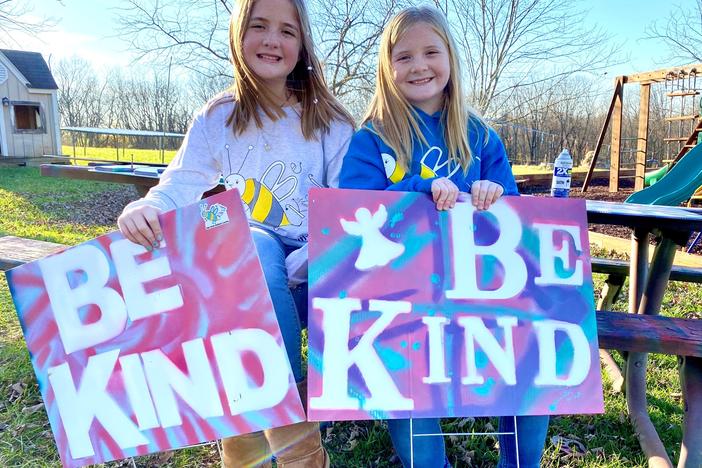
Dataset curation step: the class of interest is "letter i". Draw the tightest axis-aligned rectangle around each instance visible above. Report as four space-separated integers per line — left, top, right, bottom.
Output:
422 317 450 384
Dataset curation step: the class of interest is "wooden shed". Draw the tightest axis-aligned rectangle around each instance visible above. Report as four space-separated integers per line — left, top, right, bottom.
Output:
0 49 60 159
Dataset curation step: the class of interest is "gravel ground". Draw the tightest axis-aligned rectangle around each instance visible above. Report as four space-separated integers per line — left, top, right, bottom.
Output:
38 185 142 227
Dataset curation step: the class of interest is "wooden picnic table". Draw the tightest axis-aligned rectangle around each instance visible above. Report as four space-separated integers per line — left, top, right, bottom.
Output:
40 163 624 195
39 163 225 197
586 200 702 468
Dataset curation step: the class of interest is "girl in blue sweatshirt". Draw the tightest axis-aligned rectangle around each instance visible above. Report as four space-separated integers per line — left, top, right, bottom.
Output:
339 6 548 468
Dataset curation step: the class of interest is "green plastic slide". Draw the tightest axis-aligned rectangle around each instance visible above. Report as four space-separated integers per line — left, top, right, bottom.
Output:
626 142 702 206
644 164 669 186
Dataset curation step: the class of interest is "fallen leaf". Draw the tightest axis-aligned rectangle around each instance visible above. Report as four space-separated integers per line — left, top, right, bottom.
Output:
344 438 358 451
457 417 475 429
151 451 174 466
551 435 586 454
9 382 26 401
22 403 44 414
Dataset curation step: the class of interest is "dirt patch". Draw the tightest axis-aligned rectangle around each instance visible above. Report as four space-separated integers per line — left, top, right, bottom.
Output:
34 186 141 227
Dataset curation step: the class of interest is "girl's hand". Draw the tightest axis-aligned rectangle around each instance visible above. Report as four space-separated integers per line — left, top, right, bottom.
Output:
471 180 504 211
117 205 164 250
431 177 459 211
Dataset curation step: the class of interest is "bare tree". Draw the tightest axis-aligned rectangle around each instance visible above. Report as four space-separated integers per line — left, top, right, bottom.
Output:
310 0 406 101
54 57 110 147
492 74 607 165
437 0 618 114
116 0 232 79
645 0 702 63
549 77 602 163
500 80 558 163
54 57 104 127
188 72 232 106
114 0 621 139
105 70 192 134
0 0 56 47
116 0 400 112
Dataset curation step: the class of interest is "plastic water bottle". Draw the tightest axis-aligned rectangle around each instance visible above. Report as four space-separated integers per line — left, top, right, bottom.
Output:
550 148 573 198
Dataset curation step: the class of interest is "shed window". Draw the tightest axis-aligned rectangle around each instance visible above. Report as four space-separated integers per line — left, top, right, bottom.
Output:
14 104 44 132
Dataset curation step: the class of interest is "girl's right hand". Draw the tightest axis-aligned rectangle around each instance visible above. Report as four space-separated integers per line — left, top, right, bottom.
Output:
431 177 459 210
117 205 164 250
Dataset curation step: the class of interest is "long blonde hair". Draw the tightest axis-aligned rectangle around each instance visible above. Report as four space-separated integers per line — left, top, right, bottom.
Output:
225 0 353 139
366 6 483 173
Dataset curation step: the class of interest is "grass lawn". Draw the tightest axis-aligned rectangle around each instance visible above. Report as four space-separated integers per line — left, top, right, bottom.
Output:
0 166 698 467
60 145 178 165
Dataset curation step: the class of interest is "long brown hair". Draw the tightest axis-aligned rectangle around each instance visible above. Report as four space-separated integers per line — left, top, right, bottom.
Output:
225 0 353 139
365 6 485 173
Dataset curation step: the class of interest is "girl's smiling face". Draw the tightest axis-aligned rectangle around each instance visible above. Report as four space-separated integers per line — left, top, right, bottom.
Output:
391 22 451 115
242 0 302 100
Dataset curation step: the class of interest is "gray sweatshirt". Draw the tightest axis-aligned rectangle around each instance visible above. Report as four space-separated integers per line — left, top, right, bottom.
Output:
128 94 353 241
125 96 353 284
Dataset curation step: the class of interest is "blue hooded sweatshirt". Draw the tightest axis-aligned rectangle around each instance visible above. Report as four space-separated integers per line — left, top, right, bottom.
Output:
339 107 519 195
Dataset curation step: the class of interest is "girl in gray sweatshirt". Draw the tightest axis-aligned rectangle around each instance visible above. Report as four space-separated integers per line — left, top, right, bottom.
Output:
117 0 354 465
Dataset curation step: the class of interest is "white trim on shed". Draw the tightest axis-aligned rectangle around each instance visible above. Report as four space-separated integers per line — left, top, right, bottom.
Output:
0 104 7 156
51 92 61 154
0 53 30 87
0 62 8 85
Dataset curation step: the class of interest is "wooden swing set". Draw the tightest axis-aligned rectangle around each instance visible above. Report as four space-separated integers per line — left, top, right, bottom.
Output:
582 63 702 193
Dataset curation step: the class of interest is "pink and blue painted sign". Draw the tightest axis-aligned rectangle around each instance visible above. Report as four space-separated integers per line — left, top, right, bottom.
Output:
5 190 305 468
307 188 603 421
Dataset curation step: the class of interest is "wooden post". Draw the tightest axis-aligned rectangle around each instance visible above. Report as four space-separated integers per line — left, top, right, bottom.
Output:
679 356 702 468
627 237 678 467
582 78 622 192
635 84 651 191
610 78 624 192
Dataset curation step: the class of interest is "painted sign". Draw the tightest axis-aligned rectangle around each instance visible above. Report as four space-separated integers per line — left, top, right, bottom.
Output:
307 188 603 421
5 190 305 468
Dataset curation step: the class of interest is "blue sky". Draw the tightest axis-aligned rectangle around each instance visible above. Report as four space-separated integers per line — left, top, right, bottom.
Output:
584 0 695 74
10 0 700 75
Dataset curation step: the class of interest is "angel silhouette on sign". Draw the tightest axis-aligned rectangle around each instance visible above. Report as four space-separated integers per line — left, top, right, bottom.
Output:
340 204 405 271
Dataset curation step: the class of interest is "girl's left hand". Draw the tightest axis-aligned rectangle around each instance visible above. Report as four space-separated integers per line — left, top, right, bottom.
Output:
471 180 504 211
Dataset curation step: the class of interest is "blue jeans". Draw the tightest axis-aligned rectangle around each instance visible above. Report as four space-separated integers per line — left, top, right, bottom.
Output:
388 418 449 468
497 415 549 468
252 229 305 383
387 416 549 468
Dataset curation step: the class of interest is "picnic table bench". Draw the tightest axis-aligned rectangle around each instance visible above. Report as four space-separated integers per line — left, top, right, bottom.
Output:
0 236 65 271
592 257 702 312
39 163 225 197
596 310 702 357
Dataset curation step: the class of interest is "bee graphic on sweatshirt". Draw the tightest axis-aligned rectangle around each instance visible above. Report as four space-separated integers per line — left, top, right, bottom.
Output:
223 144 302 228
421 146 462 178
381 146 456 184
